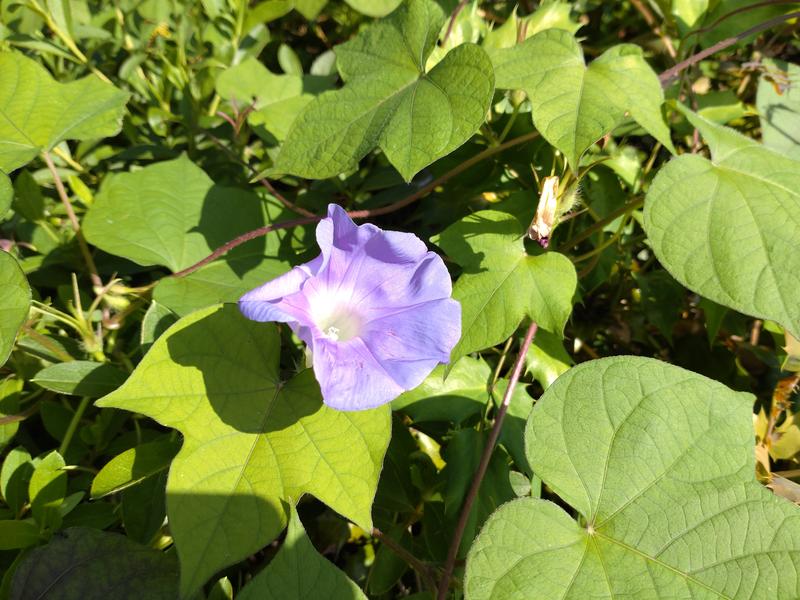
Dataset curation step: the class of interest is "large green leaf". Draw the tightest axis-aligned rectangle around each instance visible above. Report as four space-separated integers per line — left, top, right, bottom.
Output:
83 154 294 315
238 506 366 600
84 155 274 272
215 57 314 141
0 52 129 172
275 0 494 181
644 108 800 338
10 527 178 600
0 172 11 216
465 356 800 599
344 0 401 17
756 59 800 161
96 304 390 598
0 252 31 366
433 209 576 365
488 29 673 169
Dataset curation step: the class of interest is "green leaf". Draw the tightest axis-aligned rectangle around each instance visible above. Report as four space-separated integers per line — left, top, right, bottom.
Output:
140 300 178 353
9 527 178 600
433 210 576 365
0 171 11 217
152 244 292 316
32 361 127 397
0 520 41 550
238 505 367 600
293 0 326 20
443 429 515 557
91 439 180 498
29 450 66 531
1 447 33 515
275 0 494 181
0 52 128 172
96 304 390 597
215 57 314 141
0 252 31 366
344 0 401 17
643 107 800 338
524 328 572 389
392 356 491 423
756 59 800 161
488 29 673 170
84 155 278 272
465 356 800 599
0 377 23 452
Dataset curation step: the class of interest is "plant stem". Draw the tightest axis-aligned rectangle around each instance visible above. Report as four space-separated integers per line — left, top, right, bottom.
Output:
436 321 539 600
42 151 103 289
175 130 541 278
347 130 540 219
59 396 91 456
659 10 800 87
170 217 319 278
629 0 677 58
559 197 643 252
372 528 438 593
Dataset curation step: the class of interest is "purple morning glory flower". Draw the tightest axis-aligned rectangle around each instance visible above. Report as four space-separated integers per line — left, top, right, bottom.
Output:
239 204 461 411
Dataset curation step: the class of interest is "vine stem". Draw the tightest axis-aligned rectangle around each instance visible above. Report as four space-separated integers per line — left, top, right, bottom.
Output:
170 217 319 278
42 151 103 289
372 528 438 592
659 9 800 87
436 321 539 600
59 396 91 456
172 131 540 278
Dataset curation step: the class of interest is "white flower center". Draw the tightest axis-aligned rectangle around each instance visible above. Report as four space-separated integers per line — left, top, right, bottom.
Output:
316 307 362 342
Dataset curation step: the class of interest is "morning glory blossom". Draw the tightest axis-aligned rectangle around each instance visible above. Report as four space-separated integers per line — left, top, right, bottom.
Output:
239 204 461 411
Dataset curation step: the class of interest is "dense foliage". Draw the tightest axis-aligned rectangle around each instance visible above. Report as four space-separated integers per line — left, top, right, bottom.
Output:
2 0 800 598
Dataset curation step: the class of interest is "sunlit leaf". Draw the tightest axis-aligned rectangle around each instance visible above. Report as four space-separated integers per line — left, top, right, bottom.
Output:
0 252 30 366
275 0 494 181
757 58 800 161
215 57 315 141
0 172 11 217
433 209 576 366
644 107 800 338
0 52 128 172
344 0 401 17
91 439 180 498
466 356 800 599
488 29 673 169
238 505 367 600
31 361 127 397
97 304 390 597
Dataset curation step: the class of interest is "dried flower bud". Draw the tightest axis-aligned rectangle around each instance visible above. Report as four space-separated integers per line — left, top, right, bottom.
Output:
528 176 559 248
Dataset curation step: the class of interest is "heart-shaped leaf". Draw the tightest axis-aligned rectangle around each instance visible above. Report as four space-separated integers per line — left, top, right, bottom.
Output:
0 251 31 366
0 52 128 172
465 356 800 599
644 107 800 338
97 304 390 598
433 209 576 366
488 29 673 169
238 505 367 600
275 0 494 181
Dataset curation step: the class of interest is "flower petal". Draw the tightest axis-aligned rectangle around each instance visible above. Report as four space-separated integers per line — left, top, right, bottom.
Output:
361 297 461 389
312 337 405 410
238 256 322 324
